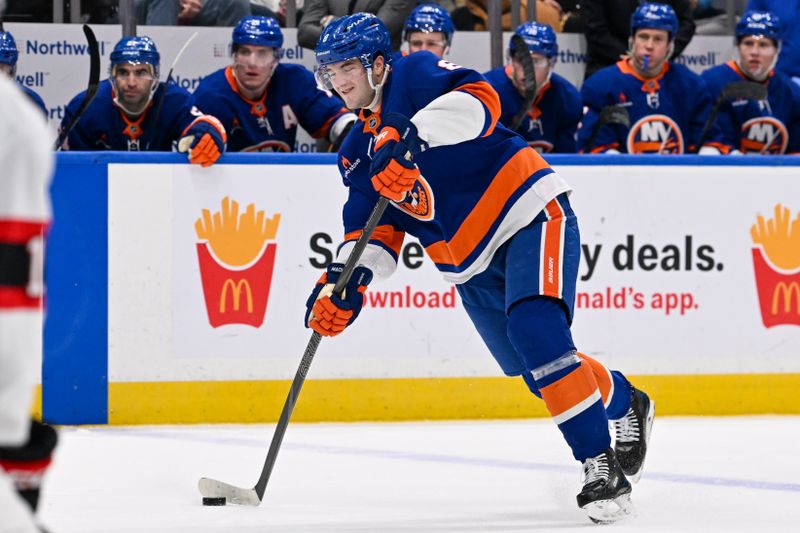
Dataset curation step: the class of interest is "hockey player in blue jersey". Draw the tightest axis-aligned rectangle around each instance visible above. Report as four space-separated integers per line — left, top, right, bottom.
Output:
401 3 455 59
306 13 654 523
484 22 582 153
193 16 355 153
0 31 48 117
578 3 725 155
702 11 800 155
60 36 227 166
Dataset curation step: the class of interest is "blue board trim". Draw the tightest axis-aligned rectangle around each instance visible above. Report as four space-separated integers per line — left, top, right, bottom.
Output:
44 159 108 424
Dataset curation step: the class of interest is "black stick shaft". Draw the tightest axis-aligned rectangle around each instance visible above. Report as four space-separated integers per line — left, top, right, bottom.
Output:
54 25 99 150
253 196 390 499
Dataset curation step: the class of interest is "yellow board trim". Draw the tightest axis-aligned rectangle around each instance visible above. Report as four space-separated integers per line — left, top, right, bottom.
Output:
107 373 800 425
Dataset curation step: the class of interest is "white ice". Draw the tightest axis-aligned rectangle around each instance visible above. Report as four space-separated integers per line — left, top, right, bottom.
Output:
38 417 800 532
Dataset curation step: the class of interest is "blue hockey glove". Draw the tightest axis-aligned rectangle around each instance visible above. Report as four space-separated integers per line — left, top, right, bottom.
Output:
369 113 427 202
305 263 373 337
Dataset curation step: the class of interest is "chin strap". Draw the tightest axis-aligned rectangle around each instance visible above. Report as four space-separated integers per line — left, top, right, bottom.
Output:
365 64 391 112
733 43 781 82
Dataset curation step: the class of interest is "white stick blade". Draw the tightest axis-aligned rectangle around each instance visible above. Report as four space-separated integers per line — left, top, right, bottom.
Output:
198 477 262 506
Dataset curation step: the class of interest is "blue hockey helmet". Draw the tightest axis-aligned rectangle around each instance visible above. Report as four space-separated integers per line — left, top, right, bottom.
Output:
736 11 782 45
110 36 160 78
403 3 454 44
232 15 284 49
0 31 19 69
512 21 558 58
316 13 393 69
630 3 679 40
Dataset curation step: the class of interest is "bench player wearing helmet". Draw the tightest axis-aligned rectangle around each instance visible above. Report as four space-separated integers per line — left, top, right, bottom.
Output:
59 36 227 166
194 16 356 153
484 22 582 153
0 30 48 117
702 10 800 155
579 3 725 154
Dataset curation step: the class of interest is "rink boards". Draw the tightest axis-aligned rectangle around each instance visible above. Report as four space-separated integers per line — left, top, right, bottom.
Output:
40 153 800 424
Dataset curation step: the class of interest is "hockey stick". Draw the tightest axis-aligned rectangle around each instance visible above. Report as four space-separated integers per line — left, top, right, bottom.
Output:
509 34 536 132
54 25 100 150
694 80 767 153
199 196 392 506
584 104 630 152
146 31 199 150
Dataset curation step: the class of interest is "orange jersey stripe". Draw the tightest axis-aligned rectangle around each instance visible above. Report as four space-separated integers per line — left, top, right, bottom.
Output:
541 198 565 299
311 108 348 139
453 81 501 137
578 352 613 407
539 360 600 421
425 148 550 266
344 224 404 257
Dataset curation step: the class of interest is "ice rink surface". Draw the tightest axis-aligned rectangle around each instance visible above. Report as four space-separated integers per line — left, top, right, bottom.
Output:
38 417 800 532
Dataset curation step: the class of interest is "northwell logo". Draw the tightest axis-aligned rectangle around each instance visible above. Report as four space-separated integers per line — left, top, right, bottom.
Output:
750 204 800 328
195 197 281 328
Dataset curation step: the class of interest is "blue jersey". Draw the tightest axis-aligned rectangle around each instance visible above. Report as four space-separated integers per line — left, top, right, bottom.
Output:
61 80 199 151
483 66 582 153
193 64 350 152
336 52 570 284
702 61 800 155
579 60 726 154
19 85 48 118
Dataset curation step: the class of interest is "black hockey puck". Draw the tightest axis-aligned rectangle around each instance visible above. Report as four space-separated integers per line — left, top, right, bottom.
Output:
202 497 226 506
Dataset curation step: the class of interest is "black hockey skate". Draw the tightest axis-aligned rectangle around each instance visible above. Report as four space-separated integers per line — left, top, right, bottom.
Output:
577 447 634 524
612 387 655 483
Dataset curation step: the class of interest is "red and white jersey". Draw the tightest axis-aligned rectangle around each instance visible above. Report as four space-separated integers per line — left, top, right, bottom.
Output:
0 75 53 448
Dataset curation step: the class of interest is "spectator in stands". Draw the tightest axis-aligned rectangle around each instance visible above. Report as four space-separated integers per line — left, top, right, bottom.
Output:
250 0 304 25
484 22 582 153
297 0 414 51
578 3 724 154
583 0 695 79
134 0 251 26
452 0 562 31
193 16 356 152
0 30 48 116
747 0 800 87
399 3 455 59
702 11 800 154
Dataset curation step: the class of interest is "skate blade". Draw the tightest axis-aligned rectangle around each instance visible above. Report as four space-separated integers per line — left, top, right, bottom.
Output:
628 399 656 484
584 493 635 524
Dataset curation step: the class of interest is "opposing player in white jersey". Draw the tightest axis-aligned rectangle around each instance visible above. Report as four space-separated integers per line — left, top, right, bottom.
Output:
0 72 55 533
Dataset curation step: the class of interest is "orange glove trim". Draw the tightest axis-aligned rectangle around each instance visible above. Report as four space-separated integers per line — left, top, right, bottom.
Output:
374 126 400 151
189 134 222 167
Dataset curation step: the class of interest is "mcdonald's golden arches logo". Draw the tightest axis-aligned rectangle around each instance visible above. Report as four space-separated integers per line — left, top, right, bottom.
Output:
195 197 281 328
750 204 800 328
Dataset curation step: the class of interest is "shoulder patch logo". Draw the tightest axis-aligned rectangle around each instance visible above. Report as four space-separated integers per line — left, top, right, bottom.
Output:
392 174 435 221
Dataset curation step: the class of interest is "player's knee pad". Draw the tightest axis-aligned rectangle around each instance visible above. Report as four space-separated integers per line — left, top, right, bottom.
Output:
506 296 576 372
0 420 58 512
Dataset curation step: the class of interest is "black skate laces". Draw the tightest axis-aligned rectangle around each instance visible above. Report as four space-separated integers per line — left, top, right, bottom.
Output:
613 407 641 444
582 453 610 485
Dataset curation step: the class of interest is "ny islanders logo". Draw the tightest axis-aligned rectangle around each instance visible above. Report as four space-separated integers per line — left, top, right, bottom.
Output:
392 175 435 221
195 197 281 328
750 204 800 328
740 117 788 155
626 114 684 154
